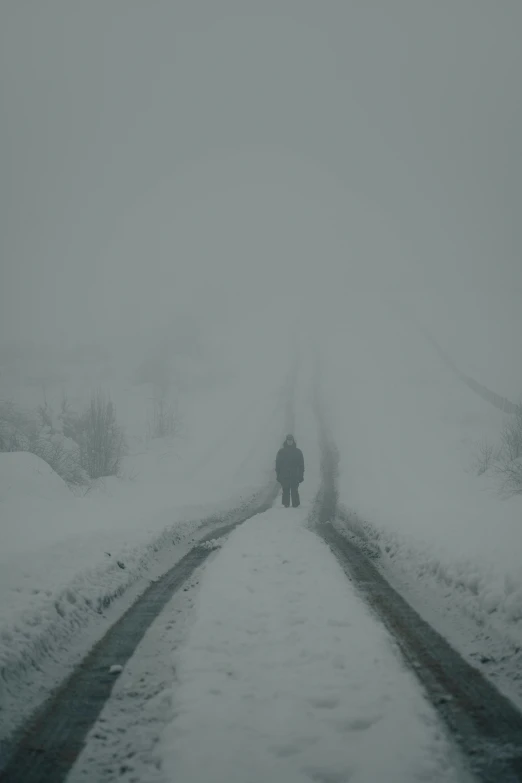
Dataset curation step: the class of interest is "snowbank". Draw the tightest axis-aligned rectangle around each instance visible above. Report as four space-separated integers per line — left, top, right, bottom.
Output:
0 451 72 502
0 451 278 746
314 292 522 656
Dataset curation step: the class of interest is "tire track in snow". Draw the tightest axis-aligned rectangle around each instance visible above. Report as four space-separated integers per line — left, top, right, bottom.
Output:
0 489 277 783
311 389 522 783
0 366 301 781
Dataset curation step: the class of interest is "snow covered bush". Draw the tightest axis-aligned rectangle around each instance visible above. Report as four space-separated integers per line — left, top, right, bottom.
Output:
0 400 88 485
475 404 522 496
500 404 522 463
57 396 85 443
0 394 125 484
30 431 88 485
495 455 522 497
0 401 38 451
494 405 522 496
76 391 126 480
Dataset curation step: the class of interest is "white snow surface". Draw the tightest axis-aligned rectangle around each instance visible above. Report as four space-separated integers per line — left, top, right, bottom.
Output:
157 509 469 783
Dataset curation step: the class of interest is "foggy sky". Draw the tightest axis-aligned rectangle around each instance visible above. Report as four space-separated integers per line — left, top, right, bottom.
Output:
1 1 521 351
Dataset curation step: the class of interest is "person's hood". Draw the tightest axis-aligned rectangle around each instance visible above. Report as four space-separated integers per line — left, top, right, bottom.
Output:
283 436 297 447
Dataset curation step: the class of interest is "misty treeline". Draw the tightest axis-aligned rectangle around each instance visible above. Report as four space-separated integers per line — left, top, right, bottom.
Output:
474 405 522 497
0 392 125 484
0 330 189 486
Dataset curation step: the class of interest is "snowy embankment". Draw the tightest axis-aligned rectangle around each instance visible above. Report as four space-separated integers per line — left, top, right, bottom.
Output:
317 295 522 680
0 449 263 663
0 451 270 741
0 315 292 739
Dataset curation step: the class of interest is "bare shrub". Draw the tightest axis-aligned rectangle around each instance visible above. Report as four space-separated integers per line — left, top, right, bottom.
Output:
472 439 497 476
77 391 126 479
495 456 522 497
500 405 522 462
59 395 84 443
494 405 522 496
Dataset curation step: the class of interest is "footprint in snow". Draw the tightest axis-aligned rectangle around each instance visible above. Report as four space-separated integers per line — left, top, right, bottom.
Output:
270 735 319 758
332 715 381 732
308 696 340 710
303 765 353 783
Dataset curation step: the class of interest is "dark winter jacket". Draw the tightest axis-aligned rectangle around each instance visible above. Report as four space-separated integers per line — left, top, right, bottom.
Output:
276 441 304 485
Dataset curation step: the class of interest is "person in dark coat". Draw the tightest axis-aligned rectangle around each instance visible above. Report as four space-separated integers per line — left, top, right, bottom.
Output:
276 434 304 508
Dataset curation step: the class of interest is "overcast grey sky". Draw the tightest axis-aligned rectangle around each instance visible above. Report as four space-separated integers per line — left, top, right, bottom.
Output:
1 1 521 354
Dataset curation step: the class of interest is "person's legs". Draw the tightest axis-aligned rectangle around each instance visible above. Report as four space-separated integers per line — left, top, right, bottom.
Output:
291 483 300 508
281 484 290 507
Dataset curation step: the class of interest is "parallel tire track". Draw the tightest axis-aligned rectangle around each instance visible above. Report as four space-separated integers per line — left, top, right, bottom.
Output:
0 490 277 783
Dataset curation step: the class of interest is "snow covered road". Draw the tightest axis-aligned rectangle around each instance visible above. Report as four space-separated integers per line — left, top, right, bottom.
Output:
5 397 522 783
152 508 469 783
